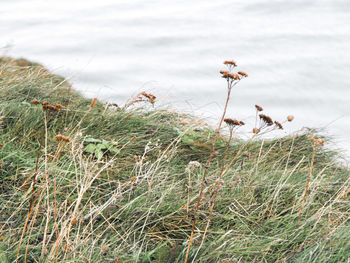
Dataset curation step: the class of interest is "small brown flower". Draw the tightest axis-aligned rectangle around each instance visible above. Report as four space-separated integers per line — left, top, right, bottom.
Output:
259 114 273 126
274 121 283 129
47 105 56 111
91 98 98 108
252 128 260 134
70 218 78 226
54 104 64 111
31 99 40 105
238 71 248 77
224 118 241 126
223 60 237 66
232 73 240 80
255 105 263 111
55 134 63 141
55 134 70 142
287 115 294 122
220 70 229 75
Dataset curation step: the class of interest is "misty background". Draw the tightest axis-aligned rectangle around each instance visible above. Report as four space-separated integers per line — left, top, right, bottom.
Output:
1 0 349 157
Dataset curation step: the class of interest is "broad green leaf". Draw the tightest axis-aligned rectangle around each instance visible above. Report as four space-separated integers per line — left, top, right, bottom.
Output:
85 144 96 153
95 150 103 160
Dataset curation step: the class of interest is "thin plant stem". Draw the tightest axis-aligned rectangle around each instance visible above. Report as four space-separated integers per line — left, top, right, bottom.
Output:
297 144 316 228
184 80 232 263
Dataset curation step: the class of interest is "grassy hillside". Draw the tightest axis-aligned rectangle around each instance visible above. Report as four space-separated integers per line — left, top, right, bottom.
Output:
0 57 349 262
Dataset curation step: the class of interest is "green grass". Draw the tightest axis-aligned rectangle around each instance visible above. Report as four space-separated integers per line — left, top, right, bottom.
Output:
0 57 349 262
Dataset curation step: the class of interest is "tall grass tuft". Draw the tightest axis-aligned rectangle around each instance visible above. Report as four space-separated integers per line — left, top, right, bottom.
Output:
0 57 349 262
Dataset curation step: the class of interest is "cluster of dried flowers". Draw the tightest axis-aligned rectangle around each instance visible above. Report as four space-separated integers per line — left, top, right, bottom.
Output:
31 99 64 112
55 134 70 143
219 60 248 89
307 135 325 146
252 104 294 134
224 118 245 130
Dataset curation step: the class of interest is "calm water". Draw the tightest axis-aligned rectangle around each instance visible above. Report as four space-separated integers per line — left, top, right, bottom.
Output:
1 0 350 157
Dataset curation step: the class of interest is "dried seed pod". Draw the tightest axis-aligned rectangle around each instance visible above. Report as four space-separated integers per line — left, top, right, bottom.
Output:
55 134 63 141
259 114 273 126
239 121 245 125
220 70 229 75
238 71 248 77
223 60 237 66
255 105 263 111
287 115 294 122
31 99 40 105
91 98 98 108
54 104 64 111
274 121 283 129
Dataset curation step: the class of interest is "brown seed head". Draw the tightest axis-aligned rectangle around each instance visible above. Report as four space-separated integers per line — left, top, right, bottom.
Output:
232 73 240 80
47 105 56 111
220 70 229 75
274 121 283 129
223 60 237 66
237 71 248 77
54 104 64 111
255 105 263 111
55 134 63 141
31 99 40 105
259 114 273 126
224 118 242 127
287 115 294 122
91 98 98 108
253 128 260 134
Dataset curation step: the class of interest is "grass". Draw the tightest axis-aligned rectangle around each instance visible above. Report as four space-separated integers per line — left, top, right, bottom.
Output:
0 56 349 262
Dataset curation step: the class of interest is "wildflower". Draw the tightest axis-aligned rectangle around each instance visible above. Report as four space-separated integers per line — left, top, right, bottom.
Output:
55 134 70 142
220 70 229 75
255 105 263 112
238 71 248 77
274 121 283 129
287 115 294 122
252 128 260 134
223 60 237 66
224 118 240 126
54 104 64 111
259 114 273 126
31 99 40 105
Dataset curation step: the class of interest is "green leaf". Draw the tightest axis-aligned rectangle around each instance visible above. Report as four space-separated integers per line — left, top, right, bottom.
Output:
84 137 102 143
96 144 107 150
181 135 194 144
85 144 96 153
95 150 103 160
